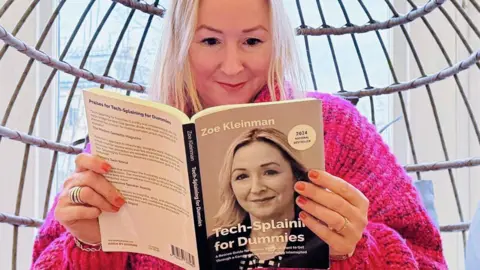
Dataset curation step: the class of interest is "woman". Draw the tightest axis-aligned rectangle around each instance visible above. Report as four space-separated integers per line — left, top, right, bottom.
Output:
207 127 329 269
31 0 447 269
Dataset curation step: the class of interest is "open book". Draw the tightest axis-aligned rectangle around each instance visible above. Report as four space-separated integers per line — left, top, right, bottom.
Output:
82 88 330 270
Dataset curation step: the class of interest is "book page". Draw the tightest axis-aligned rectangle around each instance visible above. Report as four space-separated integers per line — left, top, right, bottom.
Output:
193 99 330 269
82 89 198 270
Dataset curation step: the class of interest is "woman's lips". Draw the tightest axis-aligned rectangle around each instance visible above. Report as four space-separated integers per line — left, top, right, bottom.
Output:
217 81 246 91
251 196 275 203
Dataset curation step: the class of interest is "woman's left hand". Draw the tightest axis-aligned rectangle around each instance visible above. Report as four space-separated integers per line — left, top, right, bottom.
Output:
294 169 369 258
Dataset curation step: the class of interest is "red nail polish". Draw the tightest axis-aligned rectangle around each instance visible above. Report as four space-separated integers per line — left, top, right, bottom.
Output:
115 196 125 207
112 206 120 212
308 170 319 179
299 211 307 220
297 196 307 205
295 182 305 191
102 163 112 172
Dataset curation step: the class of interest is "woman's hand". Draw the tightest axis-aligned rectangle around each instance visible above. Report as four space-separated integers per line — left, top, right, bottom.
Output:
294 169 369 257
54 153 126 245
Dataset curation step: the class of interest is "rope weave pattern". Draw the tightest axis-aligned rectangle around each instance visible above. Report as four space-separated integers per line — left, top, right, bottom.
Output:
0 125 82 154
297 0 446 36
337 49 480 98
113 0 165 17
113 0 445 37
439 222 471 233
2 20 478 98
2 122 479 173
404 157 480 172
0 24 146 93
0 212 43 227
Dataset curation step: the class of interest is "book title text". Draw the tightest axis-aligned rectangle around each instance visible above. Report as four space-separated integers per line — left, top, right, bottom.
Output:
201 119 275 137
89 99 171 125
212 219 305 251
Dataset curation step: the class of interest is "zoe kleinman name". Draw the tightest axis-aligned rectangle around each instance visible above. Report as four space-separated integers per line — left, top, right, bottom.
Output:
201 119 275 136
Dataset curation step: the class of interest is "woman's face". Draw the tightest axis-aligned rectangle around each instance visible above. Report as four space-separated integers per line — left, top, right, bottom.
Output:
230 141 296 221
189 0 272 108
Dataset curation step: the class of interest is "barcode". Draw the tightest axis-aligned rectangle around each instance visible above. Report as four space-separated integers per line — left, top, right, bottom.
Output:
170 244 195 267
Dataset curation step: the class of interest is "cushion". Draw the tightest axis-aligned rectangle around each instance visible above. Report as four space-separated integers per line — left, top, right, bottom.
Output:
413 180 439 228
466 202 480 270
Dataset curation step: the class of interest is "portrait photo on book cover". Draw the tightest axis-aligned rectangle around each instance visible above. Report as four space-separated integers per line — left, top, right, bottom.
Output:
195 111 329 269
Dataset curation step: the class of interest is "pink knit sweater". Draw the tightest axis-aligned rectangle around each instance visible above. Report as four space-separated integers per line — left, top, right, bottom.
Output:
31 86 447 269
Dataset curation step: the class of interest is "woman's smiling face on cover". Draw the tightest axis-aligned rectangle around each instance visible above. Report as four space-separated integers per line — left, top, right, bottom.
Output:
230 141 296 221
189 0 272 108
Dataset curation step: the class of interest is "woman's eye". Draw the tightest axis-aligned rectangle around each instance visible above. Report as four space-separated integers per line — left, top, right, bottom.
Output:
235 174 248 181
201 38 220 46
245 38 262 46
265 170 279 176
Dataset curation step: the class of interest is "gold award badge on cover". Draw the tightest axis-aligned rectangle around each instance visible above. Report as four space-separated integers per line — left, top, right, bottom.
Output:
288 124 317 151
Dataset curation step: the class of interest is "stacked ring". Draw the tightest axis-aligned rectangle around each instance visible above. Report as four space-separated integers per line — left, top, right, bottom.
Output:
69 186 84 205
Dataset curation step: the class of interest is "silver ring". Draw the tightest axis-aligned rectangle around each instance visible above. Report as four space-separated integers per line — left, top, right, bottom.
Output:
69 186 84 205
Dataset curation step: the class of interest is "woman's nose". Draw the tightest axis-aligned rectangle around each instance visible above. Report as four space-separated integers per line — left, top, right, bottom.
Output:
220 44 244 76
250 175 266 193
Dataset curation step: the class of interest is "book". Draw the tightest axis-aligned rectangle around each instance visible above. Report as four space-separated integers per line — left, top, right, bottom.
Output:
82 88 330 270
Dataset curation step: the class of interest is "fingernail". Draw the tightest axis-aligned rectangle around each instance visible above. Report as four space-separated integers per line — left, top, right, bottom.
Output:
117 190 125 199
115 196 125 207
112 206 120 212
295 182 305 191
102 163 112 173
308 169 319 179
299 211 307 220
297 196 307 205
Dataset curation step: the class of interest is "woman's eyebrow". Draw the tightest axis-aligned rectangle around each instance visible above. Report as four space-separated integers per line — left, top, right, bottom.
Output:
196 24 222 33
242 25 268 33
231 162 280 172
196 24 268 33
261 162 280 167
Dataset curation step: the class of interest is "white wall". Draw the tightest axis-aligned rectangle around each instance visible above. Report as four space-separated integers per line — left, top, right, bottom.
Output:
392 1 480 269
0 1 56 269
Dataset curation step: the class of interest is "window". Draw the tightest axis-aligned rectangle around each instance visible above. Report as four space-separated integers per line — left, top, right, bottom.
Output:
284 1 394 145
54 1 166 194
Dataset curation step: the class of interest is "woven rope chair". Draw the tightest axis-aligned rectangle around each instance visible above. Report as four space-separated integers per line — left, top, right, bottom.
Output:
0 0 479 269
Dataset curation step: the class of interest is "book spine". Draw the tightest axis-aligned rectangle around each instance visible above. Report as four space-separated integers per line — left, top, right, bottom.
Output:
182 123 211 270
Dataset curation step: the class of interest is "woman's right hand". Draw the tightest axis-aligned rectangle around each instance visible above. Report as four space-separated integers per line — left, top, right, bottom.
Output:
54 153 126 245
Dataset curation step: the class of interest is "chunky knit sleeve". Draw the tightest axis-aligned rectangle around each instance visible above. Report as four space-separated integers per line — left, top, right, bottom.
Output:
31 145 129 269
128 254 184 269
30 193 129 269
309 92 448 270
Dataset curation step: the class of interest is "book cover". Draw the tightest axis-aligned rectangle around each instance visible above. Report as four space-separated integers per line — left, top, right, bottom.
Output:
193 99 329 269
82 88 330 269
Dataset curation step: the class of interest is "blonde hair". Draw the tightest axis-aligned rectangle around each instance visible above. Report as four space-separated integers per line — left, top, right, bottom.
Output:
213 127 308 229
148 0 305 115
